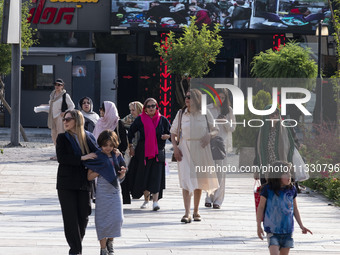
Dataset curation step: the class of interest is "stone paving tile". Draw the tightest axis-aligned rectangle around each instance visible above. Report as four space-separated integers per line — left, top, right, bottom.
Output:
1 129 340 255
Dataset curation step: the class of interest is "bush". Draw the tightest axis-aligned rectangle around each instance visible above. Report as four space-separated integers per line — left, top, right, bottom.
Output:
300 124 340 206
233 90 272 150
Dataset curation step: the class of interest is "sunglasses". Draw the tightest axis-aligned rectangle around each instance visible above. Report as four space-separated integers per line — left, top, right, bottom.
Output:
185 95 190 99
55 83 63 87
62 117 74 122
146 104 157 109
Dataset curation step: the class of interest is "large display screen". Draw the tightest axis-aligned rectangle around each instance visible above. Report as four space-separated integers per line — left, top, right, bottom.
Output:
111 0 330 33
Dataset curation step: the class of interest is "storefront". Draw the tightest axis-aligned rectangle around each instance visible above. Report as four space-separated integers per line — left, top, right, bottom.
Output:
2 0 336 127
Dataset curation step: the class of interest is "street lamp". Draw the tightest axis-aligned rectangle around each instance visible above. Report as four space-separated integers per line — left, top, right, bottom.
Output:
315 20 329 124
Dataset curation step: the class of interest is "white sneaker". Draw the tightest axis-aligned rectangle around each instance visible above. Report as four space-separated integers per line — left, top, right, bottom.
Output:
140 201 149 209
153 201 160 211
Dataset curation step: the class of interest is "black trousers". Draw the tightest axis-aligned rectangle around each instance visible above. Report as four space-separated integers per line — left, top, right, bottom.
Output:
58 189 91 255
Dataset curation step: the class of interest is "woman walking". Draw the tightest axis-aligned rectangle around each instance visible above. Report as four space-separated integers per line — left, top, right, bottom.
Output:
56 109 98 255
205 88 236 209
93 101 128 155
254 105 296 184
121 101 143 204
48 78 75 159
128 98 171 211
171 89 219 223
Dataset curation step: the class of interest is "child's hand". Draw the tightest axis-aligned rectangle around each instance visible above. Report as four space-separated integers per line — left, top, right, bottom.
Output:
257 226 265 240
113 148 122 157
301 226 313 235
118 166 127 179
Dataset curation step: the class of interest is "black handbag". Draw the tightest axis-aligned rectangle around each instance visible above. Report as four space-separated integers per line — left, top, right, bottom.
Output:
61 93 68 112
205 115 226 160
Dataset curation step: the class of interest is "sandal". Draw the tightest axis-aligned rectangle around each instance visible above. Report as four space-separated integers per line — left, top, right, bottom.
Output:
193 213 201 221
213 204 220 209
181 215 192 224
205 202 212 208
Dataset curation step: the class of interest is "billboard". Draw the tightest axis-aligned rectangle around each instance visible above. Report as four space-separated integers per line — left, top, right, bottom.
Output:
111 0 330 33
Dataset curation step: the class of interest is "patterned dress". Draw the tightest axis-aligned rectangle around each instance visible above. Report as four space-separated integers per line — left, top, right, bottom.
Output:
95 158 124 240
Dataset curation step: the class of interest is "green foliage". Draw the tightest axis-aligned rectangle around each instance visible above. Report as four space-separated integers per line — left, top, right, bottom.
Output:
233 90 272 149
300 123 340 206
303 175 340 206
154 16 223 79
0 0 38 76
251 42 317 80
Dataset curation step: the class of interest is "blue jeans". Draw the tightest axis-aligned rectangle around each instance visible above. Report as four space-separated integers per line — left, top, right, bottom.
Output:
267 233 294 248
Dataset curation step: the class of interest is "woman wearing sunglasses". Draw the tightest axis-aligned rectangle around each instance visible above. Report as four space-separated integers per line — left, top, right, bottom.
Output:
48 79 75 159
56 109 98 255
128 98 171 211
171 89 219 223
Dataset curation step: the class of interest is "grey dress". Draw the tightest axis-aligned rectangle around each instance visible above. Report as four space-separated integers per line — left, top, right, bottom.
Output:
95 159 124 240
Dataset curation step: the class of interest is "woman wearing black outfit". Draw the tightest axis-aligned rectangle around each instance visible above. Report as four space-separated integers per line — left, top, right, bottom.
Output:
56 109 98 255
128 98 171 211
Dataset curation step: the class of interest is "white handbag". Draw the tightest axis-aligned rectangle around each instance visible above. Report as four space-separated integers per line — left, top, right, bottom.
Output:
292 147 309 182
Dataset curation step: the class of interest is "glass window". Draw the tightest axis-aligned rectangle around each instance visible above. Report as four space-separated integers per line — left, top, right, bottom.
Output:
22 65 54 90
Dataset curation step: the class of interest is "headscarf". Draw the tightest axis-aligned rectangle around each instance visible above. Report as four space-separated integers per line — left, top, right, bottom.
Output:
93 101 119 139
78 97 100 126
255 105 295 167
48 89 66 129
140 103 161 162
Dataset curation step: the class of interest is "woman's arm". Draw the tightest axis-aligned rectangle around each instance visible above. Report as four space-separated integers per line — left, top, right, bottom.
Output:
171 133 183 162
66 93 75 111
256 196 266 240
87 169 99 181
128 117 139 144
293 198 313 234
118 120 128 152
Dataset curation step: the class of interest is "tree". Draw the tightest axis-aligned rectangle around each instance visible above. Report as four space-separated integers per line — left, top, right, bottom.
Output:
328 0 340 135
154 16 223 106
0 0 37 76
251 42 317 81
251 42 318 123
0 0 37 140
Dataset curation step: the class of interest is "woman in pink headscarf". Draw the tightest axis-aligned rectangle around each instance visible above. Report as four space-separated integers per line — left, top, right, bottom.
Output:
128 98 171 211
93 101 128 155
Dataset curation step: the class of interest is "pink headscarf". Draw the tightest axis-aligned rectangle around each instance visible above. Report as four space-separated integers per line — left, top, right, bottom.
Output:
93 101 119 139
140 102 161 162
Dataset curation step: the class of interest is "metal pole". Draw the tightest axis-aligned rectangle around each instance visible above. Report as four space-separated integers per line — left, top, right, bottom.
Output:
10 43 21 146
317 21 323 124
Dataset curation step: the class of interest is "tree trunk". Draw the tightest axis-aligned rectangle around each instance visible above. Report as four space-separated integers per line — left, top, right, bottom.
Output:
175 76 190 108
0 78 28 142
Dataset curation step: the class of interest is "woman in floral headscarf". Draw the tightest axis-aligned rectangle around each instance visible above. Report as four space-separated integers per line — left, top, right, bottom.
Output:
254 105 296 184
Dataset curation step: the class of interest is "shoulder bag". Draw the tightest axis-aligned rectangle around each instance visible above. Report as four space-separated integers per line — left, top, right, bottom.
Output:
205 115 226 160
172 109 183 162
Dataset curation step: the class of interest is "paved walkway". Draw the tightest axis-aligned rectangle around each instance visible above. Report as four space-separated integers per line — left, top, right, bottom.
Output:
0 128 340 255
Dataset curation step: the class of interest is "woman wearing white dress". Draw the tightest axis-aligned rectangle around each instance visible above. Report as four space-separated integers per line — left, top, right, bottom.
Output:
171 89 219 223
204 88 236 209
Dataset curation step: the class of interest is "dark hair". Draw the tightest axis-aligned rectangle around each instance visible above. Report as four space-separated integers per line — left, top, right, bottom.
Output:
216 88 230 116
100 102 105 112
97 130 119 149
266 161 293 196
